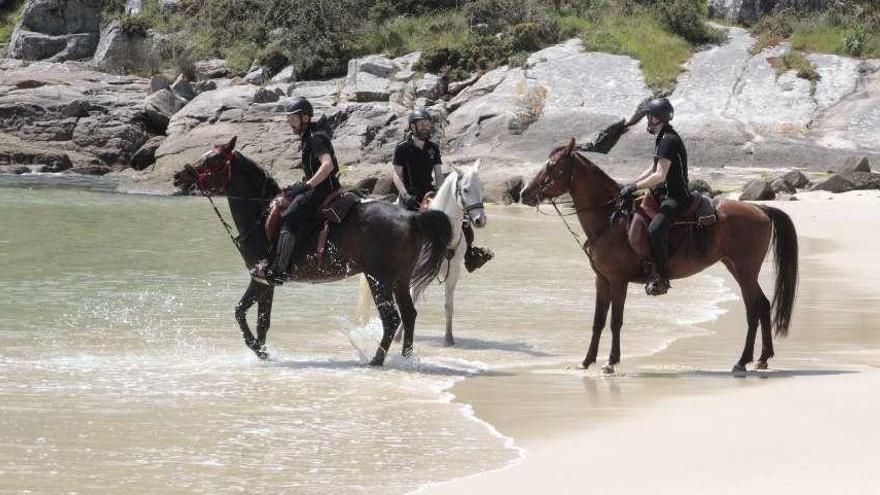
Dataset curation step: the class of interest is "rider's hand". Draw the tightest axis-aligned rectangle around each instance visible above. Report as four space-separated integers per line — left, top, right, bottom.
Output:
403 194 421 210
285 181 312 197
619 183 638 199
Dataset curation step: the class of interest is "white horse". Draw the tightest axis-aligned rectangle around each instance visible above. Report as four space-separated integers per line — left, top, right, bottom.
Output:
357 159 488 346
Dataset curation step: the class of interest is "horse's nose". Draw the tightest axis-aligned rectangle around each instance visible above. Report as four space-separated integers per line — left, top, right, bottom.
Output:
473 213 487 228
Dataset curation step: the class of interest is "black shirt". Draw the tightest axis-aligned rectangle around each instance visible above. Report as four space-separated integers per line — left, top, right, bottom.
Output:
392 137 441 199
301 123 340 197
652 125 689 203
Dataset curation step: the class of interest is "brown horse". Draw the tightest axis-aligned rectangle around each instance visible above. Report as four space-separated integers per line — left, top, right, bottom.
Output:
173 137 452 366
521 139 798 374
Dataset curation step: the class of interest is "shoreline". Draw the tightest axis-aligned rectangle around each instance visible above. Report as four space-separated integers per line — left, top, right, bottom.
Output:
417 191 880 494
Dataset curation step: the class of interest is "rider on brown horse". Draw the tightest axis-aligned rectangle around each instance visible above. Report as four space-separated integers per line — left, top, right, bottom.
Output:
619 97 689 296
392 109 492 272
251 96 341 285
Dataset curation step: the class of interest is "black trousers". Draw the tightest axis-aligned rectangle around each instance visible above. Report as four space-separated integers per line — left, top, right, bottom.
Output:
281 189 328 233
648 196 686 278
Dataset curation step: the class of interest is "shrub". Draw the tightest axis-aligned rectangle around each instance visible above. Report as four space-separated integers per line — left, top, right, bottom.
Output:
658 0 726 46
842 25 868 57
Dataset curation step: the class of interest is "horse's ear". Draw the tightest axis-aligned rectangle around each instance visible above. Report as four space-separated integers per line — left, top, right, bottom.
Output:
451 165 462 177
472 158 482 172
565 138 576 156
224 136 238 152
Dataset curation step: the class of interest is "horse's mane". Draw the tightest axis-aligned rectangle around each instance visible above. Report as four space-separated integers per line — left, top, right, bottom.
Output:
549 146 621 194
234 152 281 199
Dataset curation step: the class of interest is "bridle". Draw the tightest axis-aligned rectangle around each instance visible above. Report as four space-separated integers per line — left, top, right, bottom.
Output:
194 146 235 194
455 172 485 225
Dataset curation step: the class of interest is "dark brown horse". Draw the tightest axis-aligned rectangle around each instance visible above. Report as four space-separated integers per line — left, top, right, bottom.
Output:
173 137 452 366
521 139 798 374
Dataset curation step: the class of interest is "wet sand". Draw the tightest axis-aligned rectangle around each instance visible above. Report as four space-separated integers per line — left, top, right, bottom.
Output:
418 190 880 494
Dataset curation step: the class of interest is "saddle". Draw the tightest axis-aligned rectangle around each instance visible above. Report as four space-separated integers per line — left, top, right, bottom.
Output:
627 191 718 259
264 189 362 268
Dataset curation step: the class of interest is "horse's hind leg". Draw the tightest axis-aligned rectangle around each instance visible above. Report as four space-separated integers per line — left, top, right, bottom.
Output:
393 283 418 357
756 290 774 369
254 286 275 360
367 276 401 366
235 280 271 359
604 282 628 374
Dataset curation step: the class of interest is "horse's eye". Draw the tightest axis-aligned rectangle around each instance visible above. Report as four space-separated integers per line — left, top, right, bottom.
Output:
463 187 469 193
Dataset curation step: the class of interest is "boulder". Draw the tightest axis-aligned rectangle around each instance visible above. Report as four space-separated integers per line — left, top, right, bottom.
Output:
836 156 871 174
150 74 171 93
778 169 811 189
70 164 113 175
253 87 283 103
244 67 269 86
170 75 197 101
271 65 297 84
740 178 775 201
447 73 480 96
812 171 880 193
8 0 102 61
194 59 231 79
415 73 445 101
353 176 379 194
770 177 797 194
91 21 162 74
143 88 187 133
484 175 524 205
373 172 399 196
0 61 151 166
130 136 164 170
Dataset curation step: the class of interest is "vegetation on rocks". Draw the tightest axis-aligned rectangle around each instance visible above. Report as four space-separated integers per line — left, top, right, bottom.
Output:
749 2 880 58
89 0 724 93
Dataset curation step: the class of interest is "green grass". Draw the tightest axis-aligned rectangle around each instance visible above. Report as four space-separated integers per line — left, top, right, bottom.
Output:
791 24 880 58
0 0 26 44
358 11 471 57
574 11 694 94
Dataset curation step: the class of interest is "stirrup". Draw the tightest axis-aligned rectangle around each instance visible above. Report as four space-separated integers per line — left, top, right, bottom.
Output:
250 260 284 286
464 246 494 273
645 276 670 296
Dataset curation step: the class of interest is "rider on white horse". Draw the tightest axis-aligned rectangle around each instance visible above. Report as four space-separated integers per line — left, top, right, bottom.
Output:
391 109 493 272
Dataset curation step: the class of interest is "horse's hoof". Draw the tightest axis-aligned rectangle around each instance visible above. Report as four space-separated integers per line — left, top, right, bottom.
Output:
580 360 594 370
731 364 747 376
368 357 384 367
755 361 769 370
602 365 615 375
402 347 415 358
444 337 455 347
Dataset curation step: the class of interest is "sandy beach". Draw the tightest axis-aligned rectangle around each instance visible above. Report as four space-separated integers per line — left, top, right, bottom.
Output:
418 190 880 495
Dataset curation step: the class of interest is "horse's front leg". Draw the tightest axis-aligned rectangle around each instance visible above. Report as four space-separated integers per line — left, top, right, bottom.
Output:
235 279 270 359
443 259 462 346
604 282 628 374
583 276 611 369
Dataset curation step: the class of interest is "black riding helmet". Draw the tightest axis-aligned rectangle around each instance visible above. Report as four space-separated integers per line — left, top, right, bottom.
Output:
285 97 313 117
408 108 432 140
646 97 674 122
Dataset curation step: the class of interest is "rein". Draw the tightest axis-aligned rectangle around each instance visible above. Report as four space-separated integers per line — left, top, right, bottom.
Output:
437 172 483 284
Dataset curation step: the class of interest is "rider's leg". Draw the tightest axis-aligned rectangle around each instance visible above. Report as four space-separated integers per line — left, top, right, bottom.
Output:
646 198 679 295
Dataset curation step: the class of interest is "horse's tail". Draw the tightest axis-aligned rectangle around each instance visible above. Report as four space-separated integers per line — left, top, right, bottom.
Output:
355 275 374 323
410 210 453 300
758 205 799 337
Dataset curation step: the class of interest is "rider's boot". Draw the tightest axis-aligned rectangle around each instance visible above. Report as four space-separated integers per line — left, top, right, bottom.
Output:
268 228 296 284
462 222 493 273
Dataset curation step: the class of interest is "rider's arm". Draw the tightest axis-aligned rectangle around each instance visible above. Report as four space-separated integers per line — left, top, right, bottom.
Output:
635 158 671 189
633 164 655 183
306 153 335 188
392 165 408 196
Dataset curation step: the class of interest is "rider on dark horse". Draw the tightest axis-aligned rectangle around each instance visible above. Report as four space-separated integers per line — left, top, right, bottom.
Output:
392 109 492 272
619 97 689 296
251 96 340 285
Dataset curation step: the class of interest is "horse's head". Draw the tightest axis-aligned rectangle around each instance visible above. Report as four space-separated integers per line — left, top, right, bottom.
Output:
453 159 487 228
521 138 578 207
173 136 238 195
